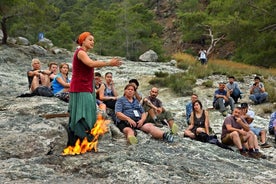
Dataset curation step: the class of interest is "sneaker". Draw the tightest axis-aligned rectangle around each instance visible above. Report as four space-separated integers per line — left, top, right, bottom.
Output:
260 142 272 148
128 136 138 145
240 151 248 157
163 132 174 143
254 152 267 159
170 123 179 135
248 152 260 159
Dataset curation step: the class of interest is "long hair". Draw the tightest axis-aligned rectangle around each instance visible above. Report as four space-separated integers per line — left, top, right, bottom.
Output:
192 100 203 112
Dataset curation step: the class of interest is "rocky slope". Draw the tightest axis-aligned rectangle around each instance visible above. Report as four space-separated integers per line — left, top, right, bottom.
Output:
0 44 275 184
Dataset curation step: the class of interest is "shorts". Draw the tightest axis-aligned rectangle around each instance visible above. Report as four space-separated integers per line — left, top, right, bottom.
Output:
221 133 244 145
250 127 262 136
116 120 149 134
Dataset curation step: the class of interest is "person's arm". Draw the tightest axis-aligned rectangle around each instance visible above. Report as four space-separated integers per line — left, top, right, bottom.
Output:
110 81 118 97
187 112 195 130
204 110 210 135
98 84 116 101
27 70 40 77
78 50 121 68
259 83 265 93
56 76 70 88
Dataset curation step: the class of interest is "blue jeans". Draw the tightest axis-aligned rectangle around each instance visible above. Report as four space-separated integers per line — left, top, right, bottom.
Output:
249 92 268 104
213 97 235 112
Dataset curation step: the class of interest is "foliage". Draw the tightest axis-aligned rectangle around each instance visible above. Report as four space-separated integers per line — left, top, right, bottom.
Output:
1 0 275 66
152 53 276 103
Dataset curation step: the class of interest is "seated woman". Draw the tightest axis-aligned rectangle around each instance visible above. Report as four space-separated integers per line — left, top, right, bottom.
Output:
94 72 106 112
52 63 70 102
184 100 210 139
98 72 118 110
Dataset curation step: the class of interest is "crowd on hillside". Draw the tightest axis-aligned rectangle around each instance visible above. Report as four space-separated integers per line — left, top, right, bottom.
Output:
24 32 275 159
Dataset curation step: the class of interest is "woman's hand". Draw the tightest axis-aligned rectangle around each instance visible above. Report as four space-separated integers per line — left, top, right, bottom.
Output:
109 57 122 67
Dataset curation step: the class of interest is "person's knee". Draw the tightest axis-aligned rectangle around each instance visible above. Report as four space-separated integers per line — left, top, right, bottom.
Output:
230 131 239 139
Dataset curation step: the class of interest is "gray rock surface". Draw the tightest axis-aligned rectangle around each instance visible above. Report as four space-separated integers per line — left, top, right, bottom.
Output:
0 44 275 184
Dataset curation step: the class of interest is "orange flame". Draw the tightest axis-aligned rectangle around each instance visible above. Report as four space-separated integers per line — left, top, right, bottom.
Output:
62 111 110 156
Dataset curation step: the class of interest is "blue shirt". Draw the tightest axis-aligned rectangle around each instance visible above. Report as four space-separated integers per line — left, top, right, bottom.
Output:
115 96 144 122
269 112 276 130
213 89 227 103
186 102 192 123
52 73 70 94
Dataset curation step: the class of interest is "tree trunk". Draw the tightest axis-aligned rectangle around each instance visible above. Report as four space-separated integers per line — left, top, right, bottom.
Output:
1 17 8 44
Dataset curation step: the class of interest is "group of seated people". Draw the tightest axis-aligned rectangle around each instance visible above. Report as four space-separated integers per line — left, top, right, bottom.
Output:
184 75 273 159
27 60 274 158
27 58 70 101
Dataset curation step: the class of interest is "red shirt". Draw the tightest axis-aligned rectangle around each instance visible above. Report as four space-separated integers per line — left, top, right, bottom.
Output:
70 48 94 92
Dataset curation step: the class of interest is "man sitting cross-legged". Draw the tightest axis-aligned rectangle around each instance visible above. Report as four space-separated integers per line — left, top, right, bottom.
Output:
142 87 178 134
115 84 174 144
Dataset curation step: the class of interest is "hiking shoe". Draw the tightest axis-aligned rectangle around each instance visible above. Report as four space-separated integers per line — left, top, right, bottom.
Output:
248 152 260 159
128 136 138 145
163 132 174 143
260 142 271 148
240 151 248 157
170 123 179 135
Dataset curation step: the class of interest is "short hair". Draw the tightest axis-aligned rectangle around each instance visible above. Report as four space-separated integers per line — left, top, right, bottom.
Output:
48 62 58 68
124 83 136 92
95 72 101 77
240 103 248 108
228 76 235 79
31 58 40 66
254 76 261 80
129 79 139 87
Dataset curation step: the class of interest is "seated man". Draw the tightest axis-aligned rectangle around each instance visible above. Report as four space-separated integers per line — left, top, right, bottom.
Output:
142 87 178 134
46 62 58 82
226 76 242 104
185 94 198 125
27 58 53 97
268 111 276 142
115 84 174 144
213 81 235 116
221 107 263 158
240 103 271 148
249 76 268 104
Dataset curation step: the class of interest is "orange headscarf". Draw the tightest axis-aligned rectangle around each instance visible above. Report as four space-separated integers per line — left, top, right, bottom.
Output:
77 32 91 46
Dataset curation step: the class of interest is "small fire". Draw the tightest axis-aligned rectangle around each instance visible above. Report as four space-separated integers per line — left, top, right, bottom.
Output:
62 111 110 156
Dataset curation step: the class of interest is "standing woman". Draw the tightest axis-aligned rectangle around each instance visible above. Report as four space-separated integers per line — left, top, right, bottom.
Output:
184 100 210 139
68 32 122 146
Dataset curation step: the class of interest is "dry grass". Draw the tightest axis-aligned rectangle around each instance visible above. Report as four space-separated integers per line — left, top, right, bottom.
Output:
167 53 276 102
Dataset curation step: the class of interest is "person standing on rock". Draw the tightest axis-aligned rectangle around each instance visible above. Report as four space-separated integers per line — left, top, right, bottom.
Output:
67 32 122 146
115 84 174 144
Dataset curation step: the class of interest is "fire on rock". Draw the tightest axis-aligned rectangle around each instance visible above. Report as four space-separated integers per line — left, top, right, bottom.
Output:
62 113 110 155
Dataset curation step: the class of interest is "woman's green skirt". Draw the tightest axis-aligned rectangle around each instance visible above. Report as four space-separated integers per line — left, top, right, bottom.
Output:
67 92 97 146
